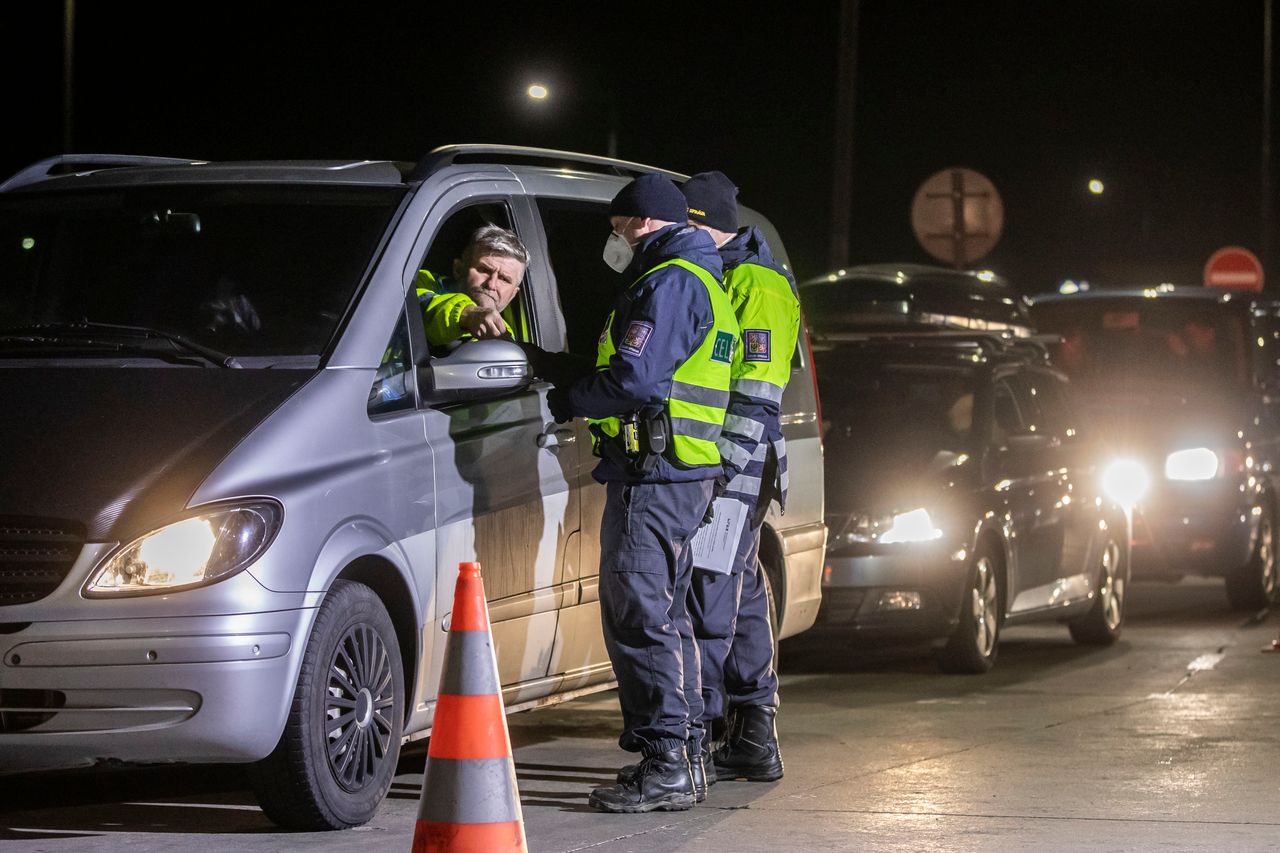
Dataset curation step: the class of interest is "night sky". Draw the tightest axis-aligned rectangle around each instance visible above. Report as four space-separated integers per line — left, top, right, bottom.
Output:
5 1 1275 294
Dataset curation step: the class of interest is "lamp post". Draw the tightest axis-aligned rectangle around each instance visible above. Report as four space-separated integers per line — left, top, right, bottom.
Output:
524 82 618 159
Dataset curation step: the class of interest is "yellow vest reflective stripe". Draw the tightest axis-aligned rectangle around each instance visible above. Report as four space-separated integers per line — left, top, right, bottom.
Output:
589 258 738 468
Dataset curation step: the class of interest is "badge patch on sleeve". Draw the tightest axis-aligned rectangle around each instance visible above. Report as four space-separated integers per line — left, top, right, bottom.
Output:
619 320 655 356
744 329 772 362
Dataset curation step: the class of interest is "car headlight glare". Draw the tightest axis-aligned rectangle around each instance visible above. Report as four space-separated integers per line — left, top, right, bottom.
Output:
86 501 281 596
879 508 943 544
1102 459 1149 508
1165 447 1219 481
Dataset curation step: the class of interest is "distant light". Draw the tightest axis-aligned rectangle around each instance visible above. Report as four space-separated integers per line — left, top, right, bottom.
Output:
527 84 549 100
827 273 838 282
1059 280 1080 295
837 268 847 276
21 237 35 250
1088 179 1105 195
976 270 996 282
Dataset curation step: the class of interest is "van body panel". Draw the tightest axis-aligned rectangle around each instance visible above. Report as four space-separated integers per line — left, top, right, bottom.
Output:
0 367 307 542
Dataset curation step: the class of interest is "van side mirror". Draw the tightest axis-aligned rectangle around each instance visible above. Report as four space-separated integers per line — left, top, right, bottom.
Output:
419 339 533 402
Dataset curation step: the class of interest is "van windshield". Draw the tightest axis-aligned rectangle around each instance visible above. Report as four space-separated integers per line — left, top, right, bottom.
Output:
1031 299 1248 390
0 184 404 363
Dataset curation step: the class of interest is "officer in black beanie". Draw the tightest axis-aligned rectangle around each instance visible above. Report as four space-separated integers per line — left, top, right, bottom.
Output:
546 173 739 812
683 170 800 787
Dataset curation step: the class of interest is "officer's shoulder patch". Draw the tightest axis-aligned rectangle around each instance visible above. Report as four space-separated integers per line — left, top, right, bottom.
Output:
711 330 735 364
744 328 772 362
618 320 654 356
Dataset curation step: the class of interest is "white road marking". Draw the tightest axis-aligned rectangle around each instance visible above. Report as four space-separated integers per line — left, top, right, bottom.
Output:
1187 652 1225 671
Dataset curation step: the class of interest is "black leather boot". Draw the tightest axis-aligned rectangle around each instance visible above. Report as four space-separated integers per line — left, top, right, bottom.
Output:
712 705 784 782
616 741 714 801
591 747 696 813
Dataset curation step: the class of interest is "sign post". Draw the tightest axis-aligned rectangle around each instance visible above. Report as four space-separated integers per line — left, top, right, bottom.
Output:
1204 246 1264 291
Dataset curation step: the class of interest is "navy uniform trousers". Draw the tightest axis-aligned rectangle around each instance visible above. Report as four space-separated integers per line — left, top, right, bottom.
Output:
600 478 716 756
690 502 780 727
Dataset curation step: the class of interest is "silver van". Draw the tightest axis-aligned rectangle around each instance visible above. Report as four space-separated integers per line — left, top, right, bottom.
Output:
0 146 825 828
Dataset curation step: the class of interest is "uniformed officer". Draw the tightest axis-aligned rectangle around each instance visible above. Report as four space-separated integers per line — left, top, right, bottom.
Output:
681 171 800 785
546 174 738 813
413 224 527 345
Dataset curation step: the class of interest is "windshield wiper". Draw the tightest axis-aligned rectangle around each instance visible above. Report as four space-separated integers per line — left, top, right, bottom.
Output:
0 321 241 368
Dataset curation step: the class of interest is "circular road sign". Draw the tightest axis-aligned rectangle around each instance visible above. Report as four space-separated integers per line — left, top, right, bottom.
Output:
1204 246 1264 291
911 167 1004 267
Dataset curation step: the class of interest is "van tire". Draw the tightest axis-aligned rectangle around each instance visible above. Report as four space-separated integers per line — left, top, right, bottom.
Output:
249 580 404 830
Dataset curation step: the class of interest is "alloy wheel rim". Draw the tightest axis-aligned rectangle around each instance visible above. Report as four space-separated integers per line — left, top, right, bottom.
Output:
325 623 397 792
971 556 998 657
1101 539 1124 631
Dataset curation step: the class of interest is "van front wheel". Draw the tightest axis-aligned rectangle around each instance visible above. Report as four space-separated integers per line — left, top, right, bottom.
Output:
249 580 405 830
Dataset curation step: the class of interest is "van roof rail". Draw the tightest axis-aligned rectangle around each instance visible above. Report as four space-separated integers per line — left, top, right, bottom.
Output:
1 154 204 193
409 144 689 183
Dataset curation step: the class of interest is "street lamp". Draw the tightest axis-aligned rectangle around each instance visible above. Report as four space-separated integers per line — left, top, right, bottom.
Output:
522 81 618 159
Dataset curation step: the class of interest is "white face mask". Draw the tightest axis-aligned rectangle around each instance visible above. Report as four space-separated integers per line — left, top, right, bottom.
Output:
602 231 633 273
603 218 637 272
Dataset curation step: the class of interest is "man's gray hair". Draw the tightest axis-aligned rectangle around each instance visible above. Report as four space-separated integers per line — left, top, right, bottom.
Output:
466 224 530 266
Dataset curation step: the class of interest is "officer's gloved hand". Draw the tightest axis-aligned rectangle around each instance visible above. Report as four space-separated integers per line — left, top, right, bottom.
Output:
714 467 732 500
547 386 574 424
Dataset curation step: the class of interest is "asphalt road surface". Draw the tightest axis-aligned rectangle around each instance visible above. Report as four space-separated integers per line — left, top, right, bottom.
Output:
3 578 1278 852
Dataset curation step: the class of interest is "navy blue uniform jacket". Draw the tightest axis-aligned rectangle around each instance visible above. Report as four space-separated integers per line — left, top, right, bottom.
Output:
565 223 724 484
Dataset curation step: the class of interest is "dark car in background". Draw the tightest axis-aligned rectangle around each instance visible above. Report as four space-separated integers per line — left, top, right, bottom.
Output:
1030 287 1280 610
803 271 1130 672
800 263 1031 336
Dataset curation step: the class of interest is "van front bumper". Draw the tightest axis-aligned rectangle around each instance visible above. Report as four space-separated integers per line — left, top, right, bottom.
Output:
0 606 315 772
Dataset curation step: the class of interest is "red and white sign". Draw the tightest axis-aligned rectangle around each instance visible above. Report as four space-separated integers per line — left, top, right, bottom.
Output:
1204 246 1264 291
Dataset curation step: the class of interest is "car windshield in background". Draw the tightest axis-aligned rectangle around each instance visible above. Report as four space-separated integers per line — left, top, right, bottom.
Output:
1033 300 1248 389
0 184 404 363
817 355 977 470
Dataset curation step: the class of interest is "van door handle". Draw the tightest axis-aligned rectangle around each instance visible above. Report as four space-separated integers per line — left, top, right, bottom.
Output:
537 428 577 449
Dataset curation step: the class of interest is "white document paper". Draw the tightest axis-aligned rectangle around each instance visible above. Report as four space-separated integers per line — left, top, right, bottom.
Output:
691 497 748 575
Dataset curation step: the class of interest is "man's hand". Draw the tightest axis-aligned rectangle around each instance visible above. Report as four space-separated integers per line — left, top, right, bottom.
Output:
459 304 507 339
547 386 574 424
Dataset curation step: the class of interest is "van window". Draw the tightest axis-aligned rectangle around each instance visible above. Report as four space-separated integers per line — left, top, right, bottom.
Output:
0 185 404 361
368 311 415 416
411 202 532 347
531 197 615 357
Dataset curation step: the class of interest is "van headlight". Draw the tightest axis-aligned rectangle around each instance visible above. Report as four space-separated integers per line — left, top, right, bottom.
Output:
1165 447 1219 481
85 501 282 596
879 508 943 544
1102 459 1149 508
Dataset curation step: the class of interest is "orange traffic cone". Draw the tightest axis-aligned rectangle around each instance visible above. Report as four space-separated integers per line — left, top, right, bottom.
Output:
412 562 527 852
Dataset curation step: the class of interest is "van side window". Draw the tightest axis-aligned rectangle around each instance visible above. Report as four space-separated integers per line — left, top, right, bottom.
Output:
413 202 532 348
368 311 415 416
532 197 616 356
